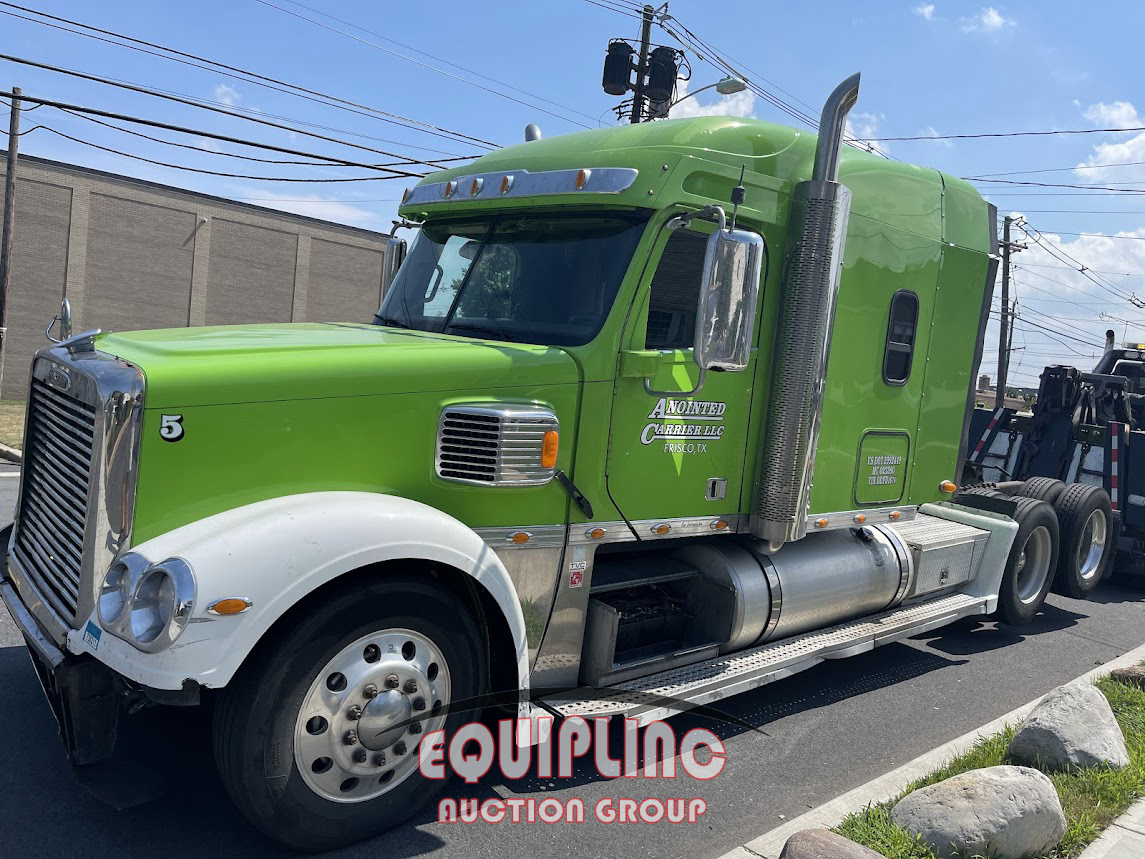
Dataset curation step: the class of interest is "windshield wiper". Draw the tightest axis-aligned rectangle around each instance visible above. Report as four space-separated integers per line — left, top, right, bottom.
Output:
373 314 411 330
446 322 515 342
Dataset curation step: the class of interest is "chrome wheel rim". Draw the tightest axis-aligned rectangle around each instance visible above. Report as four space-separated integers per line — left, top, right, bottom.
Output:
1077 509 1108 582
294 628 451 804
1016 525 1053 605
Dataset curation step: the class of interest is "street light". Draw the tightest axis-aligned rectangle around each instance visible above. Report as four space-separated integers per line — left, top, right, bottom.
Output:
665 76 748 114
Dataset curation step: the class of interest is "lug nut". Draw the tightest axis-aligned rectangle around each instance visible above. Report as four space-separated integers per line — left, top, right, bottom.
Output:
412 697 426 712
393 741 407 756
363 684 379 699
347 705 363 720
384 674 400 690
403 680 418 694
353 748 367 763
343 730 358 745
372 752 386 767
409 722 422 735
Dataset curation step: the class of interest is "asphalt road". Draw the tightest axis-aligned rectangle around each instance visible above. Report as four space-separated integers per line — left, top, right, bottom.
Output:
0 466 1142 859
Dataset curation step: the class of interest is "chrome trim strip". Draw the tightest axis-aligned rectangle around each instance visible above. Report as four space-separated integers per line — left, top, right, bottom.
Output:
474 524 566 550
403 167 639 207
876 523 915 608
627 514 746 541
758 555 783 643
566 520 637 545
804 506 917 533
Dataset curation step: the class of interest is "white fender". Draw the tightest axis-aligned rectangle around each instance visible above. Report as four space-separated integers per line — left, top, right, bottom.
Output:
66 492 532 715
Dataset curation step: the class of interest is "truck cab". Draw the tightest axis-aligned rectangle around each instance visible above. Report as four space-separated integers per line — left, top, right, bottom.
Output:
2 75 1067 851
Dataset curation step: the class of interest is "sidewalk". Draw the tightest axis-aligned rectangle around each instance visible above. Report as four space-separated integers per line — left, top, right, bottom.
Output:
1077 797 1145 859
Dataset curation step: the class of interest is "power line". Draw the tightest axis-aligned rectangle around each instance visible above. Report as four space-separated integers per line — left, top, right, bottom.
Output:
31 125 417 181
968 177 1145 192
1018 220 1139 300
968 160 1145 178
1 89 427 176
0 1 493 152
1038 230 1145 241
870 125 1145 142
0 54 452 171
253 0 594 130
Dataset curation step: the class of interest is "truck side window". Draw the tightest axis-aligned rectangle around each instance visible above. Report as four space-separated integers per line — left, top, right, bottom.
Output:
645 229 708 350
883 290 919 385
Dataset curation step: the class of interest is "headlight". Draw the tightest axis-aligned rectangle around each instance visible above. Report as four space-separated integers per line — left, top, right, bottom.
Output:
97 556 195 653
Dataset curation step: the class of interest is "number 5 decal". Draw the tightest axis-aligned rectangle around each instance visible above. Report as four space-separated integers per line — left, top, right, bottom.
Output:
160 414 185 442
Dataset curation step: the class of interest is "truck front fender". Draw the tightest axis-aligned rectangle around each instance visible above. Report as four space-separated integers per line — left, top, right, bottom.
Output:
67 492 531 706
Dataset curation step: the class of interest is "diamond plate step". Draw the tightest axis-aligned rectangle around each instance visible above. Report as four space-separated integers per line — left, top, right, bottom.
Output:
538 592 987 725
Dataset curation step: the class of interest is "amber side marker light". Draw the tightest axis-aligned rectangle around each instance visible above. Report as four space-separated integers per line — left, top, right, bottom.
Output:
541 430 559 469
815 517 829 529
208 597 253 616
940 480 958 493
586 527 607 540
652 523 671 535
711 519 730 531
574 168 591 189
853 514 867 524
508 531 531 544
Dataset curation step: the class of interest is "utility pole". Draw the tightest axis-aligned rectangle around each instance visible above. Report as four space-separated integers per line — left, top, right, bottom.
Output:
995 215 1026 408
628 5 654 124
0 86 20 394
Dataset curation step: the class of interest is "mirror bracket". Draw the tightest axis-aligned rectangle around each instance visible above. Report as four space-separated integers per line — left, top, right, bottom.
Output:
667 204 726 233
643 367 706 397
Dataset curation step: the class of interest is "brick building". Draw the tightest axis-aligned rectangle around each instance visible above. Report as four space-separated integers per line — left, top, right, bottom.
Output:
0 152 392 398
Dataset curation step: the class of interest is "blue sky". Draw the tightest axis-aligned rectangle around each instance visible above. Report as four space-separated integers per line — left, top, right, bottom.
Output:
5 1 1145 382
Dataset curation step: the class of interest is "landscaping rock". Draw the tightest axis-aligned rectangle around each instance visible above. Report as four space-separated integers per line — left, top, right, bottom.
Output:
779 829 886 859
891 765 1065 859
1008 681 1129 771
1110 665 1145 691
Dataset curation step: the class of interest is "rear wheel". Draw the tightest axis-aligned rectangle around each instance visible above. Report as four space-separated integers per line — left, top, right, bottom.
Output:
1015 476 1067 505
996 497 1059 625
213 574 487 852
1053 484 1114 598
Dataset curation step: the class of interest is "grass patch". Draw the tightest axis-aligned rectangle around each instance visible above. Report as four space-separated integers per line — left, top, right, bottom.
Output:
833 673 1145 859
0 399 24 449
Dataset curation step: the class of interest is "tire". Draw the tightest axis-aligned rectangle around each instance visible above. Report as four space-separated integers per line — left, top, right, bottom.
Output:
996 497 1059 625
957 487 1004 499
213 574 488 852
1015 477 1067 505
1052 483 1115 598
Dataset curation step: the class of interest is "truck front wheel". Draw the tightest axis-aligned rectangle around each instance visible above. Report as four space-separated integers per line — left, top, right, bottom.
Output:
996 497 1059 625
213 573 488 851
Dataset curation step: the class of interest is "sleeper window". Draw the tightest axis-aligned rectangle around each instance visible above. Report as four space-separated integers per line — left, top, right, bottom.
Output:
883 290 919 385
645 229 708 350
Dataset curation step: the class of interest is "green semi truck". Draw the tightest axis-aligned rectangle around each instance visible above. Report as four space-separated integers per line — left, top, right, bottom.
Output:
0 74 1116 849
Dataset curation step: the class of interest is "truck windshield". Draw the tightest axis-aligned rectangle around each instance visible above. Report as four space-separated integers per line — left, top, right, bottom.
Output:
373 212 649 346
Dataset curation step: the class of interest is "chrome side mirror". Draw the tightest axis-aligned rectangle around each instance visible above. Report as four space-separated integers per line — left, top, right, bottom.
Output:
380 236 407 296
694 211 764 372
46 296 73 343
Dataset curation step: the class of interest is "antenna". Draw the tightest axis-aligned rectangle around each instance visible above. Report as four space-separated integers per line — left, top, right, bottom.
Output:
729 164 746 232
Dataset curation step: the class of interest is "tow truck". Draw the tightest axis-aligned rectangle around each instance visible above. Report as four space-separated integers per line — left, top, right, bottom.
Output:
0 73 1117 849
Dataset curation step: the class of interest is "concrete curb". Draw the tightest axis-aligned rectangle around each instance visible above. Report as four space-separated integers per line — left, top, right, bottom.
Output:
719 639 1145 859
0 444 20 464
1078 796 1145 858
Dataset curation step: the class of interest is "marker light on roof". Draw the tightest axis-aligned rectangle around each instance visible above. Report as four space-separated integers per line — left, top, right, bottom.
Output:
470 178 483 197
574 169 591 190
500 175 514 194
443 181 456 199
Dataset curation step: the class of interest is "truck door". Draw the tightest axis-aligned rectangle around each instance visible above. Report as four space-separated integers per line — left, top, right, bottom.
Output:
606 221 758 532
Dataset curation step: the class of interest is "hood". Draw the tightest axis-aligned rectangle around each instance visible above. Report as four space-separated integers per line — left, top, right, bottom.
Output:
97 323 579 410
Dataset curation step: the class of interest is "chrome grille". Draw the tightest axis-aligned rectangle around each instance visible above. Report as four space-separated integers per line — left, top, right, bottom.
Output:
13 379 97 622
436 405 558 486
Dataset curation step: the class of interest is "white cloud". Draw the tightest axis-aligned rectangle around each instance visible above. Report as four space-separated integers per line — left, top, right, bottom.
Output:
231 189 379 228
1083 101 1142 130
960 7 1014 32
845 111 889 154
667 78 756 120
1075 101 1145 183
214 83 241 107
914 4 936 20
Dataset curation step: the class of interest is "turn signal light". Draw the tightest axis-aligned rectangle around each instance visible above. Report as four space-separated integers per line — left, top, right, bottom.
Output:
208 597 252 616
940 480 958 493
541 430 559 469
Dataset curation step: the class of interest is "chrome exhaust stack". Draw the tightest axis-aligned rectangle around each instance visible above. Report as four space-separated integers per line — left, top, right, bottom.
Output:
751 73 860 549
